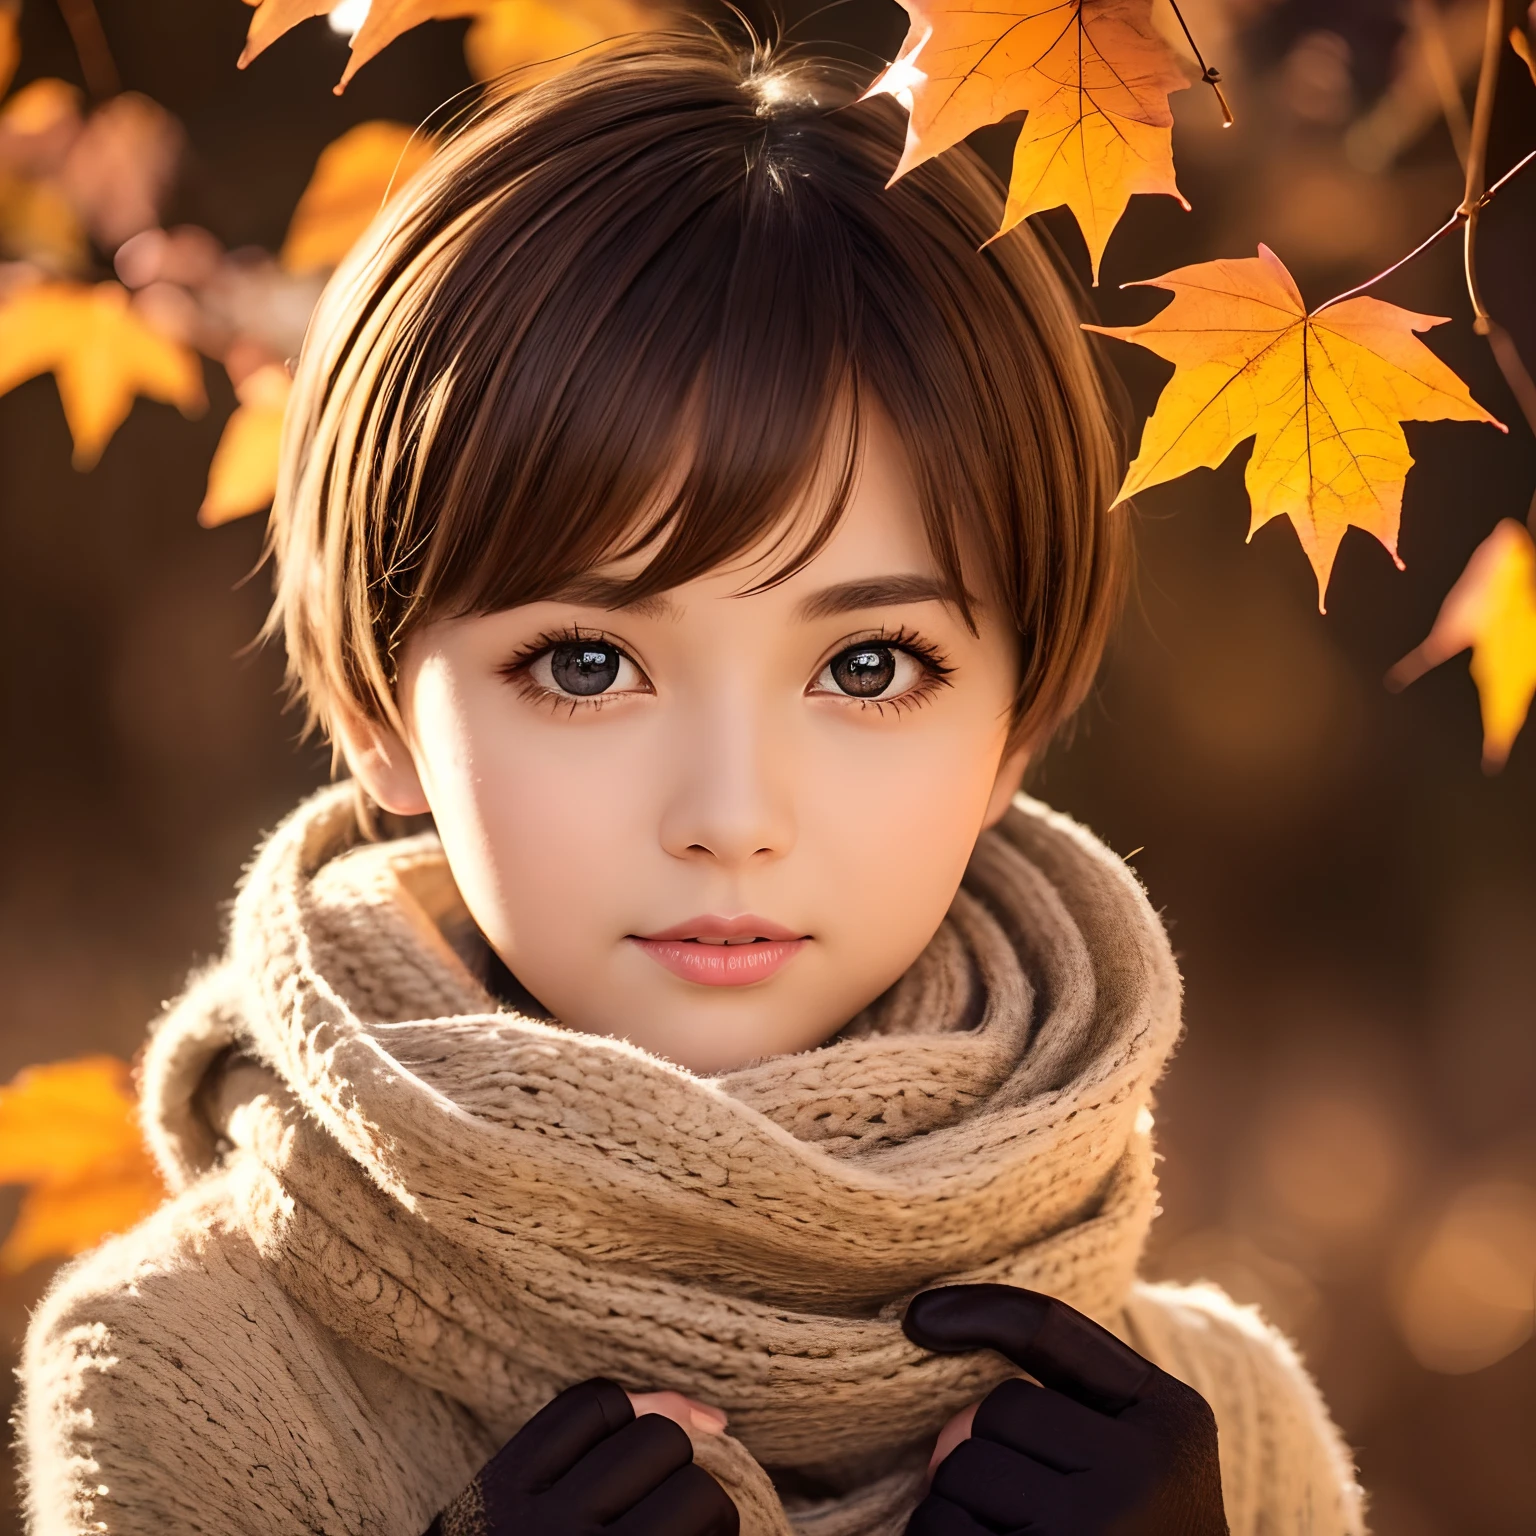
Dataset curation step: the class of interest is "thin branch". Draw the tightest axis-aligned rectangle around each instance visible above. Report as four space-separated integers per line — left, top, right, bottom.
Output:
54 0 120 99
1314 210 1463 312
1484 320 1536 436
1314 144 1536 313
1166 0 1233 126
1458 0 1504 331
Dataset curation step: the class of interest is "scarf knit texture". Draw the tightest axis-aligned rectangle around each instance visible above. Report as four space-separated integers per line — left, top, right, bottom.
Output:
20 786 1365 1536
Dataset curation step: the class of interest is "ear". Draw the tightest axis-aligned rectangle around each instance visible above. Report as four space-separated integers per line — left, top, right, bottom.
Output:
331 707 431 817
981 743 1030 829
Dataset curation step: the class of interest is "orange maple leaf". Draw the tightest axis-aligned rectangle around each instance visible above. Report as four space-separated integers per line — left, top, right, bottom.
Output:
1388 518 1536 770
0 280 205 467
867 0 1191 281
1087 245 1504 608
0 1057 167 1274
241 0 659 92
200 362 292 526
281 120 435 274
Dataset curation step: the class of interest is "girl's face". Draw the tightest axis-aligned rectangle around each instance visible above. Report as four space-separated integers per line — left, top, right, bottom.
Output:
341 412 1027 1073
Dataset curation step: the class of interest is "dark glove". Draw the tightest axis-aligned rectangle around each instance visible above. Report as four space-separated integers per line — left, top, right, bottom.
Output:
427 1377 739 1536
903 1285 1228 1536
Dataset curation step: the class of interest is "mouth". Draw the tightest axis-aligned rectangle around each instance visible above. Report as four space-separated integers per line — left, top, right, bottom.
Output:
630 915 809 987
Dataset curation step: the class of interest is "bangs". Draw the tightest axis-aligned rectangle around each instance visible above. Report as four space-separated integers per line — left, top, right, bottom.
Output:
271 32 1126 750
366 56 989 638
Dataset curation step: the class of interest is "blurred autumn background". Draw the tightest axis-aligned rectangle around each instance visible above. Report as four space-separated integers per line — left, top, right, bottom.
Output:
0 0 1532 1531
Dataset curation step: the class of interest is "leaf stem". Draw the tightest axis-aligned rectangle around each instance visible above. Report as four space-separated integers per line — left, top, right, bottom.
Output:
1165 0 1233 126
54 0 120 99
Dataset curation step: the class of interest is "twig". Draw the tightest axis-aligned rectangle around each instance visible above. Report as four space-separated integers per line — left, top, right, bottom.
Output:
1484 320 1536 438
1166 0 1233 127
1458 0 1504 332
54 0 120 99
1314 210 1463 312
1313 145 1536 312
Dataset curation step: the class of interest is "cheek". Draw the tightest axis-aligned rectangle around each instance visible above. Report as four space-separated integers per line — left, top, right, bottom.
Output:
798 702 1008 930
409 674 647 950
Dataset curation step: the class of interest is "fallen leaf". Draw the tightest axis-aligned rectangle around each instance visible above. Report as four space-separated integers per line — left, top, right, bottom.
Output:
867 0 1191 280
464 0 656 84
200 362 292 525
1387 518 1536 770
0 280 205 467
281 120 434 273
0 0 19 101
0 1056 166 1274
1086 244 1503 608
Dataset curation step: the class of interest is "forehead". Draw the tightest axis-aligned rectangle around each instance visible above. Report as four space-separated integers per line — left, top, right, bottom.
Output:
550 409 962 619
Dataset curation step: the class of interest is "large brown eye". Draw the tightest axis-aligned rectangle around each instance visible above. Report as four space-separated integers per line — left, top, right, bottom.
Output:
828 645 896 697
548 641 622 695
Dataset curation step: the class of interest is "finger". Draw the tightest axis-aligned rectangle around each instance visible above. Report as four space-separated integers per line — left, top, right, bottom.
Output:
609 1462 740 1536
972 1376 1116 1472
930 1434 1067 1532
628 1389 729 1437
904 1492 1004 1536
904 1285 1154 1413
496 1377 634 1494
558 1408 694 1523
928 1401 979 1476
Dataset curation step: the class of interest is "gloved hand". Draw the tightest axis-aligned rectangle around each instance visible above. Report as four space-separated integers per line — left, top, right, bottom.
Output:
431 1377 739 1535
903 1284 1228 1536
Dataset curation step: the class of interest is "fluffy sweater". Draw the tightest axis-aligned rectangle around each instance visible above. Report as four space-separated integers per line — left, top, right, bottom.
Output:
19 786 1365 1535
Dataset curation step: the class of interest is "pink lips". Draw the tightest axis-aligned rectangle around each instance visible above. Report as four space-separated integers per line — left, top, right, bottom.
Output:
630 915 808 987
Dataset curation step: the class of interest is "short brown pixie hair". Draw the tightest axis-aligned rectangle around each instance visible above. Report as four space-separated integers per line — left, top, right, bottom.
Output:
267 30 1127 753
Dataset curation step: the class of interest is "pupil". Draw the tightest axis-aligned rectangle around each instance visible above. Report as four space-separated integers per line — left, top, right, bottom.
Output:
550 642 620 696
833 646 895 698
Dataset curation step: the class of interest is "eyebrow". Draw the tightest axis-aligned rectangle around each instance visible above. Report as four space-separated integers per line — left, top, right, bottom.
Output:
794 575 960 621
547 572 961 622
548 578 677 618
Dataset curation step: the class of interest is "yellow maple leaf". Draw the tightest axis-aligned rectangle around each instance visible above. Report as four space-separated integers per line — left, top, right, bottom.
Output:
200 363 292 526
280 120 434 274
1388 518 1536 770
0 1056 167 1274
0 280 205 467
867 0 1191 280
1086 245 1504 609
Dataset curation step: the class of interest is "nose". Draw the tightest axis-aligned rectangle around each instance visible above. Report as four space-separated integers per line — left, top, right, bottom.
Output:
658 698 795 867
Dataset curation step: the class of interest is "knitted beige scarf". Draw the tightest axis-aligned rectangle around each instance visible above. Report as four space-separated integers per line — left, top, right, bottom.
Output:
139 783 1182 1536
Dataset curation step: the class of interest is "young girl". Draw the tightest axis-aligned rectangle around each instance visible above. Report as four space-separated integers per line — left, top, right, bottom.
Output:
20 32 1364 1536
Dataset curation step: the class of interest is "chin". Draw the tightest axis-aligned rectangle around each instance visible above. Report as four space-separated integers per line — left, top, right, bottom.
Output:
608 1001 841 1076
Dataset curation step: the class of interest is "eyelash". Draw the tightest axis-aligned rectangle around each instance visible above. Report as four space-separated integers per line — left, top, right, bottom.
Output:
498 627 639 716
499 624 955 715
822 626 955 717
